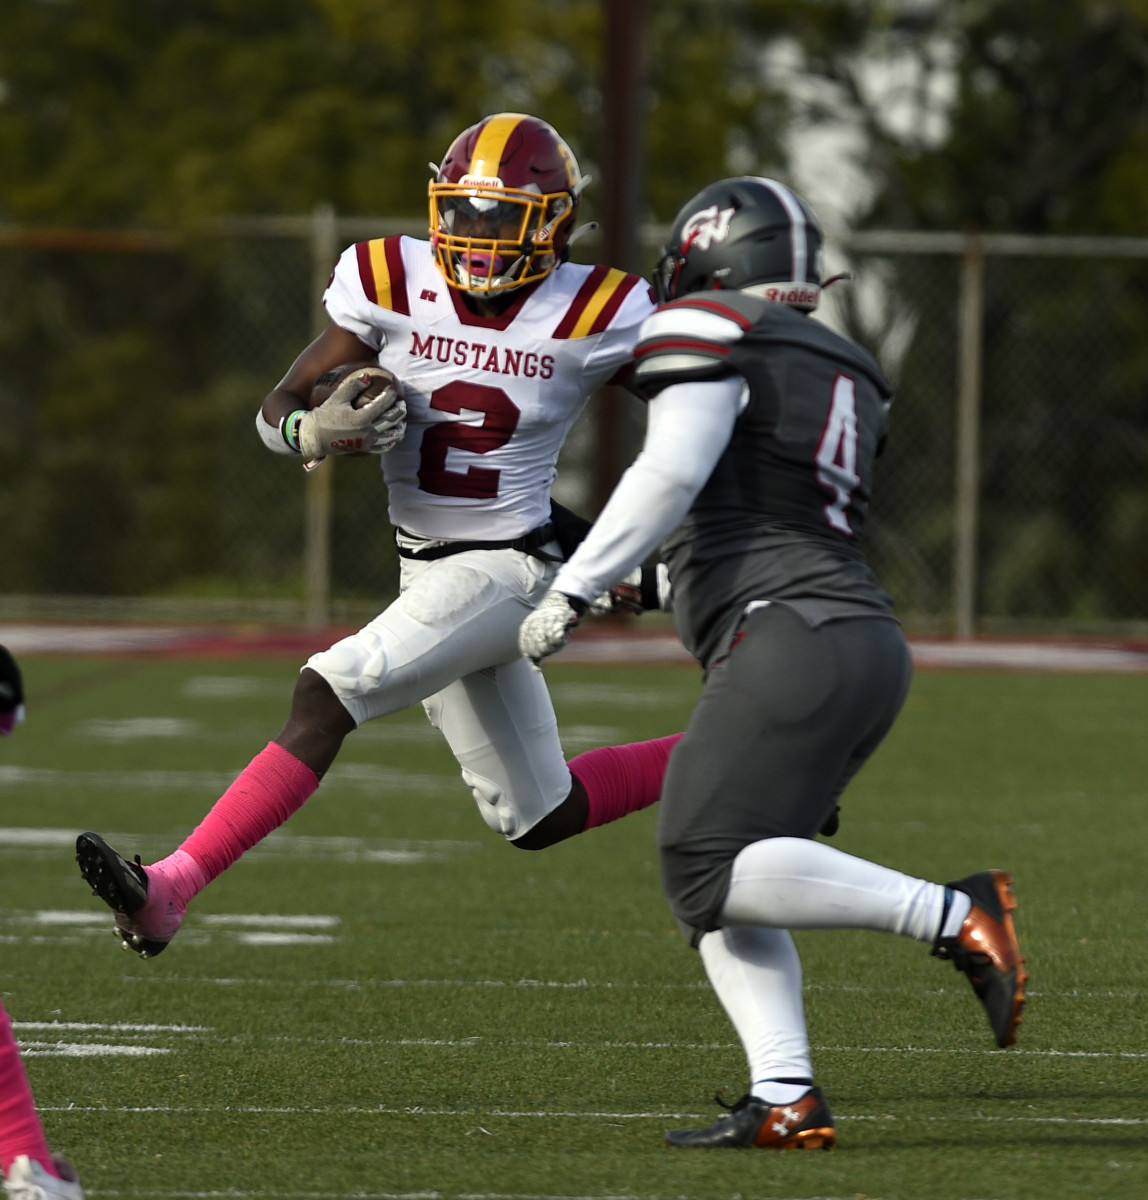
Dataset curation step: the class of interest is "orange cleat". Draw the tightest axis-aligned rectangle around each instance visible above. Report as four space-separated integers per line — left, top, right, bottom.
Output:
665 1087 836 1149
933 869 1028 1048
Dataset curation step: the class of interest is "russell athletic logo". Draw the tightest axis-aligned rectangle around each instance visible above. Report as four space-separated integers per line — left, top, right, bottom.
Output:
680 204 736 252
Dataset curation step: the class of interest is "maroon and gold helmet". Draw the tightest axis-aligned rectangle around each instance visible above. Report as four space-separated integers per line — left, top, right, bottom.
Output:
429 113 584 294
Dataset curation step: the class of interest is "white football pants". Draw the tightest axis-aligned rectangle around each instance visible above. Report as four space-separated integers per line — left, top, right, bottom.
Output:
306 543 571 839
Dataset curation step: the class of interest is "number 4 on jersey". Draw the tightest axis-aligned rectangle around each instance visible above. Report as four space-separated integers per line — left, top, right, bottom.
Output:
815 374 861 536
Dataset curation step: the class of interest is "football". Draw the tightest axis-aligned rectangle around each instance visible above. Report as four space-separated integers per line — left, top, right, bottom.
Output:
309 360 397 410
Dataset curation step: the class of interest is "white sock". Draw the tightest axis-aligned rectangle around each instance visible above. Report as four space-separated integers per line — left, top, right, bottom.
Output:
719 837 948 944
939 888 972 938
699 926 813 1086
752 1080 812 1105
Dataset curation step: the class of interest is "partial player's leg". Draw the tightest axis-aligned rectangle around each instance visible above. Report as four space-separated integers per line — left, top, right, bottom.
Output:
663 924 836 1149
0 1002 85 1196
77 665 351 954
657 606 916 935
76 730 324 956
75 549 531 955
663 608 1023 1041
932 869 1027 1048
658 608 1024 1148
388 545 677 848
424 650 678 847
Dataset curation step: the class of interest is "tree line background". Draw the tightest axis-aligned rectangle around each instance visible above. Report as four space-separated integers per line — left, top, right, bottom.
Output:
0 0 1146 630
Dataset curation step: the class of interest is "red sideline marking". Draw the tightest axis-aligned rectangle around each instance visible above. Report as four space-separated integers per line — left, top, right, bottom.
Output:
0 623 356 659
1 624 1147 671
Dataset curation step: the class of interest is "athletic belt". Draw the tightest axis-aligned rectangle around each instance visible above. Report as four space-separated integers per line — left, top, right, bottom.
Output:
394 522 561 562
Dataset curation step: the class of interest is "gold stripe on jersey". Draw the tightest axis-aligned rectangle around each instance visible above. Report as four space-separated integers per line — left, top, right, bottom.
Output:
367 239 394 307
357 237 411 314
568 268 630 339
470 114 521 178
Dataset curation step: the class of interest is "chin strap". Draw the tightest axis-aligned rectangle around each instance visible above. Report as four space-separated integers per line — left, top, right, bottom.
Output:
566 221 599 248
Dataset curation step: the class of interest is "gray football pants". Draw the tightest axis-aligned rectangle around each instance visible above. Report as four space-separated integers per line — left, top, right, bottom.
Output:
657 603 913 944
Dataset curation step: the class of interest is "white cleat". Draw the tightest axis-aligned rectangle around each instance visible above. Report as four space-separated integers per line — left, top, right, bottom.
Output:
4 1155 86 1200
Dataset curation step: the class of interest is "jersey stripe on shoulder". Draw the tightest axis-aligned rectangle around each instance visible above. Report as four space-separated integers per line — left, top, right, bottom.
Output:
551 265 610 338
580 270 642 337
635 336 732 362
669 296 755 329
631 295 752 394
552 267 642 339
638 296 753 350
355 236 411 316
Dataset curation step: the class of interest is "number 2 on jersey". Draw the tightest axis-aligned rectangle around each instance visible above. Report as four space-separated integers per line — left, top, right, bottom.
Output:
815 374 861 535
418 381 521 498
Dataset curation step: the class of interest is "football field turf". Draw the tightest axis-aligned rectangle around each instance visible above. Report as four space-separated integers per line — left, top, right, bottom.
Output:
3 652 1146 1199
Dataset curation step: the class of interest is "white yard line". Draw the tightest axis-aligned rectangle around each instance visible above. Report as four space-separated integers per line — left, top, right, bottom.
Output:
36 1102 1145 1125
109 971 1145 1007
51 1192 914 1200
0 827 478 860
13 1021 209 1032
17 1023 1144 1061
0 765 453 795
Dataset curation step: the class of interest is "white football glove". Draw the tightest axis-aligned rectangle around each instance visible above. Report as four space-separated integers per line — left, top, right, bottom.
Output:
519 591 587 665
589 563 673 615
296 368 407 462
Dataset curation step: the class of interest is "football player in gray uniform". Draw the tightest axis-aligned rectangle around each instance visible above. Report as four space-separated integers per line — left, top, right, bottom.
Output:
519 177 1027 1150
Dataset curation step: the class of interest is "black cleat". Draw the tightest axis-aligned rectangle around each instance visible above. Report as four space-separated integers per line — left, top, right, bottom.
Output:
933 869 1027 1048
665 1088 836 1149
75 832 169 958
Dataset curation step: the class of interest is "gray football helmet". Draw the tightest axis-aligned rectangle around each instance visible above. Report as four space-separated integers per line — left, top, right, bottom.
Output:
654 176 824 311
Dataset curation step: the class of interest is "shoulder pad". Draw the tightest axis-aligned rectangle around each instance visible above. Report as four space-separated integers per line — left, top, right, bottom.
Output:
631 295 755 395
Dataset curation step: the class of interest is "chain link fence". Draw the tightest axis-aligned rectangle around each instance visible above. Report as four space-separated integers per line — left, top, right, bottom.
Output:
1 216 1145 636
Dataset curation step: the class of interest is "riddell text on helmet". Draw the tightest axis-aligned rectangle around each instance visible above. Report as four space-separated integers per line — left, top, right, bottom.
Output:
763 285 820 305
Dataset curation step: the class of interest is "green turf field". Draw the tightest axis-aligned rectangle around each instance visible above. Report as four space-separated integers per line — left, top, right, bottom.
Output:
2 653 1146 1199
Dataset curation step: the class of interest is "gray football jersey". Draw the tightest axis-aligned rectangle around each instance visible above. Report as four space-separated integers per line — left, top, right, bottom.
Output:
632 292 898 667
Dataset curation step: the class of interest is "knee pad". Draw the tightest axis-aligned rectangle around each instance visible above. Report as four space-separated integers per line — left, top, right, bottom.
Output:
461 768 518 838
422 692 444 730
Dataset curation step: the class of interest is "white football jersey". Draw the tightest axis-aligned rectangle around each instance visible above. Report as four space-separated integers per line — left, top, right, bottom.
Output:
323 236 655 540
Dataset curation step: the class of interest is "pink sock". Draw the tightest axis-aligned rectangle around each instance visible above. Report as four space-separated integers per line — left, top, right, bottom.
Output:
571 733 682 830
174 741 320 885
0 1002 56 1178
126 850 208 934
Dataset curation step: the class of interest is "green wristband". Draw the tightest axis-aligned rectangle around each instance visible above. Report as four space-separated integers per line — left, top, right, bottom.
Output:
280 410 307 453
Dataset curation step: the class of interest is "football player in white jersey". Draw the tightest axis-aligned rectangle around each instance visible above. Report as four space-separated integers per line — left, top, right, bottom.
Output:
76 113 679 957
